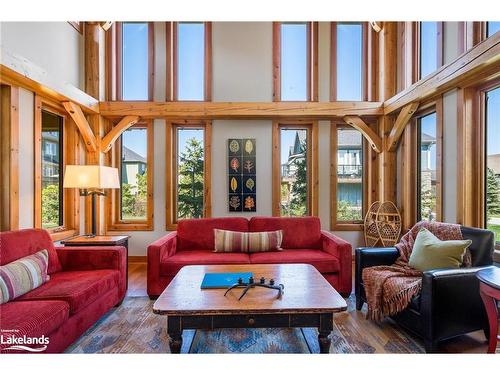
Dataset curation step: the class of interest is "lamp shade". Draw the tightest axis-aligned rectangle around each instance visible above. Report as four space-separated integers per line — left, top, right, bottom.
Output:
63 165 120 189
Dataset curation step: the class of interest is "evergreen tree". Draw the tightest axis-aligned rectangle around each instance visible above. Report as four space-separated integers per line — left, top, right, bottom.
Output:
289 140 308 216
177 138 205 218
486 167 500 217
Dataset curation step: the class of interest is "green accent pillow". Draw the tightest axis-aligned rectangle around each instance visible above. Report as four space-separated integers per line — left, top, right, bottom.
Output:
408 228 472 271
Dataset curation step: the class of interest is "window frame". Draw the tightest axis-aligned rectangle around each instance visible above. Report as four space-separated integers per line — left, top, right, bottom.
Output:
34 95 80 241
271 120 318 217
111 21 155 101
414 22 444 82
330 122 368 231
330 22 369 101
165 120 212 230
166 22 212 102
107 120 154 231
272 22 318 102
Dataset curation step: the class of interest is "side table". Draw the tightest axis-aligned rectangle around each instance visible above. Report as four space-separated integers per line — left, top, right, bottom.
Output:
477 267 500 354
61 235 130 288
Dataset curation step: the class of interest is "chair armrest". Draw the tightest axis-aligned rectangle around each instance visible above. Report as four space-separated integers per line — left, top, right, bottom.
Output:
147 232 177 294
55 246 126 272
420 266 494 342
321 231 352 295
355 247 399 269
355 247 399 303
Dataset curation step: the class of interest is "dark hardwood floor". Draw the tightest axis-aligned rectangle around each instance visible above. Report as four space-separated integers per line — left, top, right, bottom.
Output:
126 260 492 353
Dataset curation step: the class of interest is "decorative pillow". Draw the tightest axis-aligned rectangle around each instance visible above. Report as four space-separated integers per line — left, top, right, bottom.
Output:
213 229 283 253
408 228 472 271
0 249 50 304
214 229 249 252
247 230 283 253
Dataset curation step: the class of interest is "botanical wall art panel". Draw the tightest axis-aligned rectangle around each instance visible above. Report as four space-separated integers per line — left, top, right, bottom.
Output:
228 138 256 212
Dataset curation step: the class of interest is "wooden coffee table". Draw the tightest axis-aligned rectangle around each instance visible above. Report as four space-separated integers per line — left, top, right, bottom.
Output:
153 263 347 354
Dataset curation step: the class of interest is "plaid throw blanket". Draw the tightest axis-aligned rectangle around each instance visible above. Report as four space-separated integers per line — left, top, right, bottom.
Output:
362 221 468 321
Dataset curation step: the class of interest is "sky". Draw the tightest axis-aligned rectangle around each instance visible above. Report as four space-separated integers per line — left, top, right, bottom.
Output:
178 23 205 100
487 87 500 156
420 22 438 79
280 23 308 101
336 23 362 100
122 23 149 100
122 128 147 158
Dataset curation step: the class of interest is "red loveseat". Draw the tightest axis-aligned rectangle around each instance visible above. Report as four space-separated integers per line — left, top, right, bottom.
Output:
0 229 126 353
147 216 352 298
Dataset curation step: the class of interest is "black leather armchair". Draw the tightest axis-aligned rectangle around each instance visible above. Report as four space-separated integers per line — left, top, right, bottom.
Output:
355 225 496 353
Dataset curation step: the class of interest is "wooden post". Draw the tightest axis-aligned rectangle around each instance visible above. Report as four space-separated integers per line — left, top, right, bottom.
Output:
84 22 105 235
378 22 398 204
0 85 19 231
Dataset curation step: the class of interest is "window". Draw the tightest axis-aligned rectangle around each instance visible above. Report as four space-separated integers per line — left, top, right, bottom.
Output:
417 111 441 222
34 96 79 239
108 121 154 231
40 111 63 229
487 22 500 38
485 86 500 245
331 22 366 101
115 22 154 100
166 121 212 229
331 125 365 229
273 22 318 101
272 122 318 217
167 22 212 101
418 22 443 79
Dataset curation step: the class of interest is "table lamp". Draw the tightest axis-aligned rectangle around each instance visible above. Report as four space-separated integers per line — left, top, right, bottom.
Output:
63 165 120 237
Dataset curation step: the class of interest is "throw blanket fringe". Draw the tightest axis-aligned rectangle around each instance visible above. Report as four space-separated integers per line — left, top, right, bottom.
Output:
363 221 464 321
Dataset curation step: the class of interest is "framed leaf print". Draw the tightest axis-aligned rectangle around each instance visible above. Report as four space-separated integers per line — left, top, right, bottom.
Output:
227 138 256 212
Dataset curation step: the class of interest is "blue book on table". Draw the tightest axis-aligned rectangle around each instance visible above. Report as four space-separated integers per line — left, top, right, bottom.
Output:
201 272 253 289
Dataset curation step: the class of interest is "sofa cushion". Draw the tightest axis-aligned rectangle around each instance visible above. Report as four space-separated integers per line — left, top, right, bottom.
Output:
249 249 340 273
17 269 120 315
214 229 249 252
177 217 249 250
160 250 250 276
0 300 69 352
0 229 62 274
249 217 322 249
0 249 50 304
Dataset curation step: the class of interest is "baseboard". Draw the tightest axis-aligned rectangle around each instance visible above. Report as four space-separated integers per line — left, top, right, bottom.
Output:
129 256 147 263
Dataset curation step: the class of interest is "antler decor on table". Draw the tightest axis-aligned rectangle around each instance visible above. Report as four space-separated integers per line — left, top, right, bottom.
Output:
224 276 284 300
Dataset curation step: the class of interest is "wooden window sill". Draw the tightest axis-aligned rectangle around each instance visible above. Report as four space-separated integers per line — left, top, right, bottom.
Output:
107 223 153 231
50 229 78 242
330 223 364 231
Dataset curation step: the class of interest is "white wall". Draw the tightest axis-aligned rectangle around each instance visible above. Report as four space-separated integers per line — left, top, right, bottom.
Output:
0 22 84 90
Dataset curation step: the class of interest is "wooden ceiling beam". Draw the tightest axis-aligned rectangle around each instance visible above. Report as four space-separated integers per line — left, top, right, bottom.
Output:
386 102 420 151
0 47 99 114
62 101 98 152
384 32 500 115
100 115 140 153
99 101 384 120
342 115 382 153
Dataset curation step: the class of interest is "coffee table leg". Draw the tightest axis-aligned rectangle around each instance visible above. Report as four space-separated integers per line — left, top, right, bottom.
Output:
318 313 333 354
318 331 332 353
167 316 182 354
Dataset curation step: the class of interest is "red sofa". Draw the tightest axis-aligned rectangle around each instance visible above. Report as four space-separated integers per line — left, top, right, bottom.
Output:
0 229 127 353
148 216 352 297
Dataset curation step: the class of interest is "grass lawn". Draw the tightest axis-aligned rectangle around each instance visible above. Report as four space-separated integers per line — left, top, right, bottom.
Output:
487 224 500 243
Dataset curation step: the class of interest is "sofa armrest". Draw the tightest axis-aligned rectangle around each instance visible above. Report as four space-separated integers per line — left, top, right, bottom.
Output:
420 266 493 342
321 231 352 296
55 246 126 272
147 232 177 296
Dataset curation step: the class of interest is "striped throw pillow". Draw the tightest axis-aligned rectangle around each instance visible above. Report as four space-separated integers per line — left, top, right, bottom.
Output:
214 229 249 252
213 229 283 253
247 230 283 253
0 249 50 304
